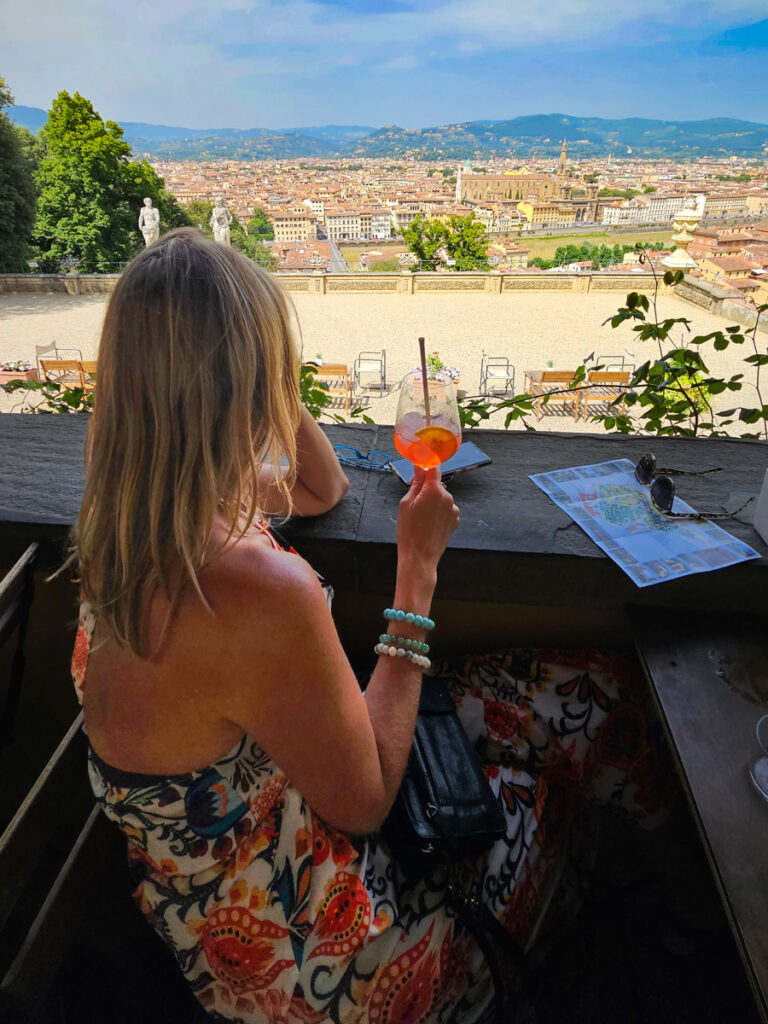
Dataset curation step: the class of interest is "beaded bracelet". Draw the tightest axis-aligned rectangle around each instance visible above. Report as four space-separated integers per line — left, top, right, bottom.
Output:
379 634 430 655
383 608 435 631
374 643 431 670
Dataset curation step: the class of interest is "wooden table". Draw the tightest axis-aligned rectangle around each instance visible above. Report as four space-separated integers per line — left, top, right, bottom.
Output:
631 606 768 1022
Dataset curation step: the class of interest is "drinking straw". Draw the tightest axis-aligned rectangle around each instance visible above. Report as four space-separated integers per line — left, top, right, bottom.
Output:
418 336 431 426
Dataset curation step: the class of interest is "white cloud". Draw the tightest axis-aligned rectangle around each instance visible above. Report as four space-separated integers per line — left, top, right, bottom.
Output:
380 55 419 71
0 0 766 126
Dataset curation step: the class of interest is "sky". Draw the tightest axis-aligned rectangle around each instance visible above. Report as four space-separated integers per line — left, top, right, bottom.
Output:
1 1 767 130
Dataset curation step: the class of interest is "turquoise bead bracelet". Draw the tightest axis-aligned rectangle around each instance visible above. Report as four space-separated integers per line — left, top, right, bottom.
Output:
379 634 430 655
383 608 435 631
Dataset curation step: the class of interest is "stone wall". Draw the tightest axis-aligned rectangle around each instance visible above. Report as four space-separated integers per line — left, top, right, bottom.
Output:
675 274 768 334
0 274 120 295
0 270 662 297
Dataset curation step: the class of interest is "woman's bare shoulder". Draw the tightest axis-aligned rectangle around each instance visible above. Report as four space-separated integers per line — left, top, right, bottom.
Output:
200 532 320 616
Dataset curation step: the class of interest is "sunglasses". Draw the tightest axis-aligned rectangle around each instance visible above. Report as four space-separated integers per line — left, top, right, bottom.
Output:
333 446 392 473
634 453 754 521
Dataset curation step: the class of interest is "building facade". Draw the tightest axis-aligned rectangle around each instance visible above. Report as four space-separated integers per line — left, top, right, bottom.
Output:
702 194 749 219
517 200 577 229
272 209 318 242
325 210 361 241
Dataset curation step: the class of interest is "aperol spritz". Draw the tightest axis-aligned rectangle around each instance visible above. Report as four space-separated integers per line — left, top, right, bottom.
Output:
394 370 462 469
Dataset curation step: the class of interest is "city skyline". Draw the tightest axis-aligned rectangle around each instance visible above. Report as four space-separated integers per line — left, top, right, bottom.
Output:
0 2 767 130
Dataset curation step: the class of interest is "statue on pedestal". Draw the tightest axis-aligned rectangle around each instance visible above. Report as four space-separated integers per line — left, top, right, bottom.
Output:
210 198 233 246
138 198 160 247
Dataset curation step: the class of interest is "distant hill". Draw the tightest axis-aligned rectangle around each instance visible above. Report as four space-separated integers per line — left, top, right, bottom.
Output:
352 115 768 159
7 106 375 158
7 107 768 159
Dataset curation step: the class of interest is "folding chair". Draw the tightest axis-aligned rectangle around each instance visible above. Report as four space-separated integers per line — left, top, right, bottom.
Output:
580 371 630 421
479 352 515 396
39 360 83 388
78 360 97 392
529 371 581 421
303 363 352 413
34 341 83 381
353 350 386 398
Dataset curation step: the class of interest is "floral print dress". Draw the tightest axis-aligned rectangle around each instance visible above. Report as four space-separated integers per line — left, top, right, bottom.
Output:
71 534 671 1024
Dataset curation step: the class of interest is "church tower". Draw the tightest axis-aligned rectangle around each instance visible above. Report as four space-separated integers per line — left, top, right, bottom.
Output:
556 138 571 199
557 138 567 180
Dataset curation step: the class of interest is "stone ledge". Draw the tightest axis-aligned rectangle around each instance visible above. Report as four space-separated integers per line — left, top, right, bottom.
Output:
1 415 765 615
0 271 667 297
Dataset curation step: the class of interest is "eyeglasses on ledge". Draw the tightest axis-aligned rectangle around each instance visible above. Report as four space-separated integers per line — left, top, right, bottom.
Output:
634 452 754 521
333 446 392 473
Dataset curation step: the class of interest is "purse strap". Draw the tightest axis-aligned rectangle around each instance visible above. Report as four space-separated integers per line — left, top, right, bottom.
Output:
445 859 527 1023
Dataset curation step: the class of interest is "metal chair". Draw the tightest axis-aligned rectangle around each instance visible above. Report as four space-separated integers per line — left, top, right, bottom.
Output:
596 353 635 373
479 352 515 396
353 349 386 398
34 341 83 382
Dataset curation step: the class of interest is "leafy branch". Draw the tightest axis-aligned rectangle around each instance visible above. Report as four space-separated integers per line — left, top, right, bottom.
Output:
1 378 93 413
455 251 768 441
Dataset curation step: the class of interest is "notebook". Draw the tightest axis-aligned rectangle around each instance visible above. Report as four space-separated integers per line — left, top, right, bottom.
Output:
389 441 491 485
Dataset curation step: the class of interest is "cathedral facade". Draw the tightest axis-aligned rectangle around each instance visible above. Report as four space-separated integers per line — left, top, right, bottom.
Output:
457 140 572 204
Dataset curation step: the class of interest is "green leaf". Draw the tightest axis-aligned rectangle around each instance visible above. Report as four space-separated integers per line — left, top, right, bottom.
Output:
739 408 762 423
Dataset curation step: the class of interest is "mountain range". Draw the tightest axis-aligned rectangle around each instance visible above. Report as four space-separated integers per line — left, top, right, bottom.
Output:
9 107 768 160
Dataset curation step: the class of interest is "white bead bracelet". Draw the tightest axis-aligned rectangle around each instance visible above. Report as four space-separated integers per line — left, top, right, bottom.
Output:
374 642 431 670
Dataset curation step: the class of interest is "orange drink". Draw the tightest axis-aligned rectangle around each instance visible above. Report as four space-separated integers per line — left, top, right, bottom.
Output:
394 371 462 469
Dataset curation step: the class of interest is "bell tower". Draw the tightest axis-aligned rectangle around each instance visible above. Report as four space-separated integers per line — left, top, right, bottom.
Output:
557 138 567 180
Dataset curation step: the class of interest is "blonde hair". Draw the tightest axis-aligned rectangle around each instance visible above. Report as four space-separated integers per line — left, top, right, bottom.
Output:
75 228 301 656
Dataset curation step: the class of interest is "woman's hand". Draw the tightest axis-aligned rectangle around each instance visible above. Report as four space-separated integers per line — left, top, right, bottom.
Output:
396 466 460 577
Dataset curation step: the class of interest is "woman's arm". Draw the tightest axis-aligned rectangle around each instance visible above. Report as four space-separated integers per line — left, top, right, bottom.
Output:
257 406 350 517
217 467 458 834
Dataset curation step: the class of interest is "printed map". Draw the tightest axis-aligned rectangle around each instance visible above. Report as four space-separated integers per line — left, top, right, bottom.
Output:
531 458 759 587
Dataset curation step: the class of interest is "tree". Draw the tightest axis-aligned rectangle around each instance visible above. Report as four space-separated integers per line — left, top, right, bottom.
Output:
247 206 274 240
403 213 488 271
0 75 37 272
230 217 277 270
33 91 188 273
402 214 446 266
442 214 489 270
184 200 213 235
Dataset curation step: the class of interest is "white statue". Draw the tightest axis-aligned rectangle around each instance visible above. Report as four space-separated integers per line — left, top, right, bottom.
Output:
138 197 160 247
210 198 233 246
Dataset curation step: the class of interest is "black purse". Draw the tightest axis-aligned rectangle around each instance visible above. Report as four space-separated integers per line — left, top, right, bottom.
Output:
382 677 525 1024
383 677 505 863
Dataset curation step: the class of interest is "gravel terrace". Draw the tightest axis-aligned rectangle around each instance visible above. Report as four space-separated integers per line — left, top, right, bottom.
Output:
0 288 759 435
